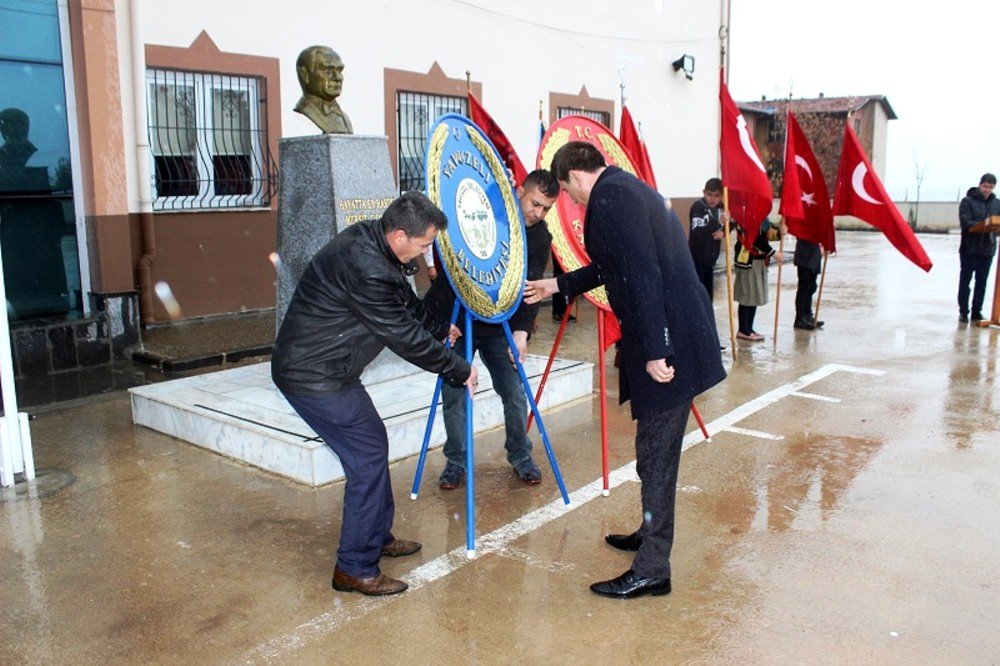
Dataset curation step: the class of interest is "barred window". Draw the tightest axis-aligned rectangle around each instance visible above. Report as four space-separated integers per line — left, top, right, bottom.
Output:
396 91 466 194
146 69 276 210
557 106 611 128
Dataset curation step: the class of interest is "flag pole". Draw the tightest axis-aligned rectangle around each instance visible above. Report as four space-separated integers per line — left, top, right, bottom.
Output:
465 70 471 94
772 102 792 349
772 218 785 347
814 250 829 326
722 187 738 360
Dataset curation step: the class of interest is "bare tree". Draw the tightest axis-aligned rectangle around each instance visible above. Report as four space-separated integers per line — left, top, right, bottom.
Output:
910 149 926 230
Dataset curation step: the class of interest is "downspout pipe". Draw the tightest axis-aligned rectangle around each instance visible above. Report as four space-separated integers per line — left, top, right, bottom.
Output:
130 0 156 323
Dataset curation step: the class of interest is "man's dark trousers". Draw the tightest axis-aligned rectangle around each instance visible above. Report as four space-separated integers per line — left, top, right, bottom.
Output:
958 252 994 317
694 265 715 302
795 266 819 321
283 385 395 578
631 400 691 580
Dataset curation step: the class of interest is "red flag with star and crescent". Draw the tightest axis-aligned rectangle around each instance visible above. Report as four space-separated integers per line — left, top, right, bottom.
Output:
779 110 836 252
467 92 528 187
719 76 773 247
832 122 932 272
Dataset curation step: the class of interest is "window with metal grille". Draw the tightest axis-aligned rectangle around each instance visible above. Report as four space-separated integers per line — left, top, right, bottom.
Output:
557 106 611 128
396 91 466 194
146 69 277 210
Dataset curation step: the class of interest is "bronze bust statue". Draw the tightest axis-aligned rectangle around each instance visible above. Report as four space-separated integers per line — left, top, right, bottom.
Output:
294 46 353 134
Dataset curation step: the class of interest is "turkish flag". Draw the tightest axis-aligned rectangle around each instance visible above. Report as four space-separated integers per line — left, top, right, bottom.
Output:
719 77 773 247
832 122 932 272
619 106 658 188
779 111 836 252
638 140 658 190
467 92 528 187
601 312 621 350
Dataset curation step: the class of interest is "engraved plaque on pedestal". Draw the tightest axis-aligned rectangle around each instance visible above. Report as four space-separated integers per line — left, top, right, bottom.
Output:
275 134 414 384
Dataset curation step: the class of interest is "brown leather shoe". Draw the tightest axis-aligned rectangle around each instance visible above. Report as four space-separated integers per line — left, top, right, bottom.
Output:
381 538 422 558
331 567 408 596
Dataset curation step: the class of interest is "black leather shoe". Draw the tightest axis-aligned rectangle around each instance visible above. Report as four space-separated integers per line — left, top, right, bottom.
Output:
814 320 825 329
793 319 815 330
604 532 642 551
590 569 671 599
959 314 969 323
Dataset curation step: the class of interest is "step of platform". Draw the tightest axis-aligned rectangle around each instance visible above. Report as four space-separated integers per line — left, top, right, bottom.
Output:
129 356 593 486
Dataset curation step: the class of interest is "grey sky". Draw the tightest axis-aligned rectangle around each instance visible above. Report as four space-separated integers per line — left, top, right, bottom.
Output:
728 0 999 201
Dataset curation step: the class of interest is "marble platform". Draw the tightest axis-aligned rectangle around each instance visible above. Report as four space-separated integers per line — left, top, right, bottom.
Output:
129 356 593 486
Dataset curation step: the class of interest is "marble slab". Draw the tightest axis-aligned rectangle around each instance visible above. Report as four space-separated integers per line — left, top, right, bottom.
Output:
129 356 593 486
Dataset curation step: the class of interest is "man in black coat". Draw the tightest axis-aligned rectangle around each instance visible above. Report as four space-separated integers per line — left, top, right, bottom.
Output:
272 192 477 596
423 169 559 489
524 141 726 599
957 173 1000 323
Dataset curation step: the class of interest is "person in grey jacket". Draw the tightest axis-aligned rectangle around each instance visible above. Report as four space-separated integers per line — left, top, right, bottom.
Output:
272 192 477 596
957 173 1000 323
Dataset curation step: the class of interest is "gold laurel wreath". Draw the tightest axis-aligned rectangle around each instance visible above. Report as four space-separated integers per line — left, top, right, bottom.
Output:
426 122 525 319
537 127 612 308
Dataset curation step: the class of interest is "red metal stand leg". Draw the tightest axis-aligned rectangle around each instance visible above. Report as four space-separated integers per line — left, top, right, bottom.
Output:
598 310 609 495
526 298 574 433
691 402 711 442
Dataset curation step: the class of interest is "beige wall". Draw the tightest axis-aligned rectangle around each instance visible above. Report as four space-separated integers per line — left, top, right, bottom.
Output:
134 0 725 200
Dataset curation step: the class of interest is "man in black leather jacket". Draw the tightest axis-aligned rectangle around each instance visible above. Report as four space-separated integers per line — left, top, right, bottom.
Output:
272 191 477 596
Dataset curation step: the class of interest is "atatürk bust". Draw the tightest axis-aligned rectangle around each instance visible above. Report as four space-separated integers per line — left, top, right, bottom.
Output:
294 46 354 134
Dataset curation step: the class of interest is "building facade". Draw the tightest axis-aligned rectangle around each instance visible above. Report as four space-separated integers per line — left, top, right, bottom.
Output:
737 94 897 195
2 0 731 377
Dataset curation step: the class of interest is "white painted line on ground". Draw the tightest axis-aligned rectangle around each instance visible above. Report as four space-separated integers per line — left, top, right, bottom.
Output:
722 426 785 441
242 362 877 664
791 391 842 403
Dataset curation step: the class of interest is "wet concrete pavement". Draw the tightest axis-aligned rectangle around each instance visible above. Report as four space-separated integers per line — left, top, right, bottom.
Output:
2 231 998 664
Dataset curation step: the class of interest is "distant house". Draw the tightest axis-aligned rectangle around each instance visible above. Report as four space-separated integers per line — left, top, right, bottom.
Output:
737 94 897 195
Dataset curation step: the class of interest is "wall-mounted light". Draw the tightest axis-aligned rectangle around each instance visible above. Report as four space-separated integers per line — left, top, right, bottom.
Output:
672 54 695 81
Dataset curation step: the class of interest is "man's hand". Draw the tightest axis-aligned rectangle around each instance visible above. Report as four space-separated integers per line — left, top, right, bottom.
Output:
445 324 461 347
427 265 438 281
466 366 479 396
508 330 528 364
523 278 558 304
711 229 724 240
645 359 675 383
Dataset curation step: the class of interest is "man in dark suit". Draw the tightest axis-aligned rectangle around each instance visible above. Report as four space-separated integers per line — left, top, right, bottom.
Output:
524 141 726 599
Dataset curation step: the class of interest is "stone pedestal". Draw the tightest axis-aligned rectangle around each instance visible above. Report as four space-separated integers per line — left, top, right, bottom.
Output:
129 356 593 486
276 134 397 326
275 133 411 384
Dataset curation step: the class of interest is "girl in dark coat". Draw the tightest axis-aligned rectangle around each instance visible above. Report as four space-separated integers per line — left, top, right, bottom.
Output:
733 219 779 341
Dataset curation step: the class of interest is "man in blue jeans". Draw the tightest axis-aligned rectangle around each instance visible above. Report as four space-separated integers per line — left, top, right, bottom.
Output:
272 192 477 596
958 173 1000 323
422 170 560 489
